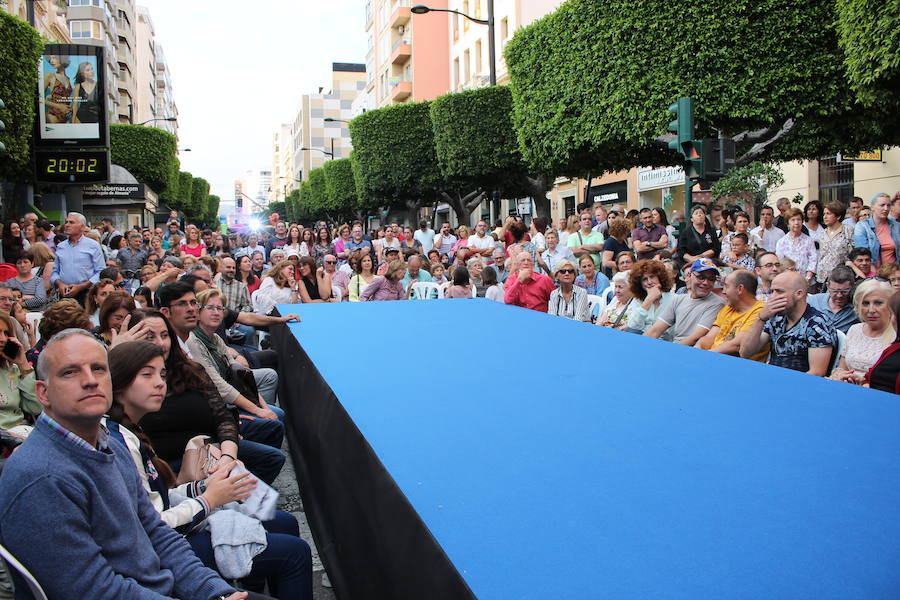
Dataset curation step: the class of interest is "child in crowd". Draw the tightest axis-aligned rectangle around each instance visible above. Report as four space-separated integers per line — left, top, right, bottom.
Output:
431 263 447 285
445 267 473 298
482 265 503 302
723 233 755 271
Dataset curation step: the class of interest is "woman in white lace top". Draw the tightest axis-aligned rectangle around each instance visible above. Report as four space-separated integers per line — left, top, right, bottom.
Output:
831 279 895 384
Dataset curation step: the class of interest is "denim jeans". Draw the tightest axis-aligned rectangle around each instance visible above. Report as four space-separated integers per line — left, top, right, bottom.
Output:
187 510 312 600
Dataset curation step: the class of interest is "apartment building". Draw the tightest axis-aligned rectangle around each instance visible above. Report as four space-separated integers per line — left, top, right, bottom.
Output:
364 0 450 108
4 0 70 42
153 44 178 136
132 7 155 125
271 124 294 204
290 63 366 183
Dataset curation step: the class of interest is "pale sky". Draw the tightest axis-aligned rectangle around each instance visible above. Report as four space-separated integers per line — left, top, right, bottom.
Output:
141 0 367 204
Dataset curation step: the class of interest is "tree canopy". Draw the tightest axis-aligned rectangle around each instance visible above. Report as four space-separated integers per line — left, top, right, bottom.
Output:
323 158 359 219
836 0 900 105
0 13 43 182
190 177 210 218
110 124 180 197
176 171 193 215
505 0 900 178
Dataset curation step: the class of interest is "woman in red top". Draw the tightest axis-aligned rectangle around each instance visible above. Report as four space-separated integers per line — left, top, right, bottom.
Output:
180 225 207 257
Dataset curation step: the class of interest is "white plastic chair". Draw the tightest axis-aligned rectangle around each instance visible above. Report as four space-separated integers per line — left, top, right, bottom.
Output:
586 294 603 323
830 329 847 376
410 281 439 300
436 282 449 298
331 285 343 301
0 542 48 600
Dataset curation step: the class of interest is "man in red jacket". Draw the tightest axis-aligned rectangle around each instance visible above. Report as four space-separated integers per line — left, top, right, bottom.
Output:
504 252 556 312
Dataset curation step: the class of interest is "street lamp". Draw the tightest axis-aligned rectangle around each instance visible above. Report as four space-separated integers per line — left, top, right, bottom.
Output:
137 116 178 126
301 146 335 159
411 2 496 86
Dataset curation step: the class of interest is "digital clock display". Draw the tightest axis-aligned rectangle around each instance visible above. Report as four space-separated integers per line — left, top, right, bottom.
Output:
35 150 110 184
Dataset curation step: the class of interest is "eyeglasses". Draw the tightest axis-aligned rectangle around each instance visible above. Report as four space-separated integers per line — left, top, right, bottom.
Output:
758 262 779 269
557 268 576 274
828 288 851 296
171 300 199 308
325 260 337 264
201 305 226 312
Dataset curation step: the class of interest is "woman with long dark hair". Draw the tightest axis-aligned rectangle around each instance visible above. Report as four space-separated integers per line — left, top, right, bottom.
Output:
295 256 332 303
236 254 261 295
127 310 284 486
107 341 313 599
676 206 720 264
2 221 25 263
311 227 335 263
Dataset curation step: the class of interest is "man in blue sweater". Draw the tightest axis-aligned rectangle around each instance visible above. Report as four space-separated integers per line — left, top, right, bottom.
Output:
0 329 251 600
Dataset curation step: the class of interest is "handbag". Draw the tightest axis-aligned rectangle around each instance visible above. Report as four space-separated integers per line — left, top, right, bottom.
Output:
224 363 261 406
176 435 222 485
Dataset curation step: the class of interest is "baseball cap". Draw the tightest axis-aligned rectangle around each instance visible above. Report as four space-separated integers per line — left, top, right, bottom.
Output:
690 258 719 274
384 246 400 255
284 248 300 258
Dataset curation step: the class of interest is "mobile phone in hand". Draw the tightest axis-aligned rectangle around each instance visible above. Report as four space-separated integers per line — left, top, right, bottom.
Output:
2 340 19 361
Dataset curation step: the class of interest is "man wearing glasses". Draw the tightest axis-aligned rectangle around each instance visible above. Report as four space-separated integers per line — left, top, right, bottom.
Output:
755 252 782 302
644 258 726 345
323 254 349 301
806 266 860 333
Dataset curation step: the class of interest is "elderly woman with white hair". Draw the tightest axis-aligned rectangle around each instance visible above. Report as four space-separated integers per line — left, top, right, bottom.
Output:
597 271 634 329
548 259 590 322
467 256 487 297
831 279 896 384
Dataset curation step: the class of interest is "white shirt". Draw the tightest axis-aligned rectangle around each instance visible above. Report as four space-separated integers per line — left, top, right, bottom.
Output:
468 233 494 250
178 335 193 358
750 225 786 252
414 228 436 253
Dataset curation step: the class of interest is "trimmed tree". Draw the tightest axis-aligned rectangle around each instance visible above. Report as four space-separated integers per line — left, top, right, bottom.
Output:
350 101 445 224
430 85 550 219
177 172 193 217
296 180 313 222
323 158 361 221
306 168 328 220
505 0 900 178
110 124 179 196
206 194 220 226
836 0 900 105
190 177 210 219
0 13 43 183
285 188 300 223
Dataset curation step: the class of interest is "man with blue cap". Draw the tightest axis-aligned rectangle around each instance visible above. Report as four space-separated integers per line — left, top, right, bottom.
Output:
644 258 726 344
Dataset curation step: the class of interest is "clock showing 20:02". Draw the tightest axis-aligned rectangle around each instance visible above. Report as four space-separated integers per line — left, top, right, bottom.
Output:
35 150 110 184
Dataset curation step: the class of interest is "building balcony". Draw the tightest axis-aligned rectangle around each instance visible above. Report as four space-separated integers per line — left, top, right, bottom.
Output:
389 80 412 102
390 6 410 29
390 40 411 65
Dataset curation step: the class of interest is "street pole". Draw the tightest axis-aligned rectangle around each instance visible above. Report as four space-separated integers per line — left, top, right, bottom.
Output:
487 0 496 86
26 0 35 26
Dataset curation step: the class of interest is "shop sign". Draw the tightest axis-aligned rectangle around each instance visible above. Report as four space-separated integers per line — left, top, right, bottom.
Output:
638 166 685 191
837 150 883 162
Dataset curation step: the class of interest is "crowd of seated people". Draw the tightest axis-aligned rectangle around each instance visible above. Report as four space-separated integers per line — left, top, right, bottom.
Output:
2 193 900 595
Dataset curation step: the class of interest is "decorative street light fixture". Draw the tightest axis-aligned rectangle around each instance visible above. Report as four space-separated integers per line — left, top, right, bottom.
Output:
411 2 496 86
137 116 178 126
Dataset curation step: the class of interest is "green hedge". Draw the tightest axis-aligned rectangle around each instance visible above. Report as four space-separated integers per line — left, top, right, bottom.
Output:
0 15 47 182
177 171 193 215
505 0 900 175
205 194 220 226
110 124 179 195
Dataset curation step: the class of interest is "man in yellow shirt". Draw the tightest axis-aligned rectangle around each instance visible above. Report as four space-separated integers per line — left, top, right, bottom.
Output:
696 270 768 361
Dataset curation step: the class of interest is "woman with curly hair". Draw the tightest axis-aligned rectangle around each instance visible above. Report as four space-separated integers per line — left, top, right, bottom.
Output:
25 299 92 365
93 290 136 346
85 278 116 326
626 259 675 334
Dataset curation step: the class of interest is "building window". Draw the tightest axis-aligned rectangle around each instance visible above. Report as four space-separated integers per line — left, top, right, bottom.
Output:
70 20 102 39
501 17 509 47
463 48 470 84
68 0 102 6
453 57 460 91
564 196 576 217
475 39 482 75
818 157 855 206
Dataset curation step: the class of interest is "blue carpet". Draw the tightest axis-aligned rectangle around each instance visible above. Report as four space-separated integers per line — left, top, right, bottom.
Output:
279 299 900 599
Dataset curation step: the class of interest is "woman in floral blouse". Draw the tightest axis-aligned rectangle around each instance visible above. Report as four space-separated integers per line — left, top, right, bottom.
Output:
775 208 817 285
816 201 855 287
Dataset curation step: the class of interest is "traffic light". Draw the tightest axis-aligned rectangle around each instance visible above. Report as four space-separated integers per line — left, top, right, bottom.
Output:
667 97 694 154
702 137 736 180
686 139 705 181
0 98 6 154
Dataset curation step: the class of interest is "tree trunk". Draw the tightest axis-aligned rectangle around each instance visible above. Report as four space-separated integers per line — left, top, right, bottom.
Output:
441 189 485 227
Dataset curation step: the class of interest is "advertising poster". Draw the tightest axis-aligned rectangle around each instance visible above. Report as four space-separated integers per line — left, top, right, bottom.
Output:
37 44 106 146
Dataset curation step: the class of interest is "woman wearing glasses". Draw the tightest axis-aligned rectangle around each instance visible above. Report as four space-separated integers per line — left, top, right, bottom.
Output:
548 260 590 322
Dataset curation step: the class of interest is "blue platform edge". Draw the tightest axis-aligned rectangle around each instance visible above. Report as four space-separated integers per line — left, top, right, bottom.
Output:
278 299 900 600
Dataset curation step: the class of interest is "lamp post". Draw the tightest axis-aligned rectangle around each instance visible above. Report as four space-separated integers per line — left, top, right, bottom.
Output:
301 146 335 160
411 1 495 86
137 116 178 126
